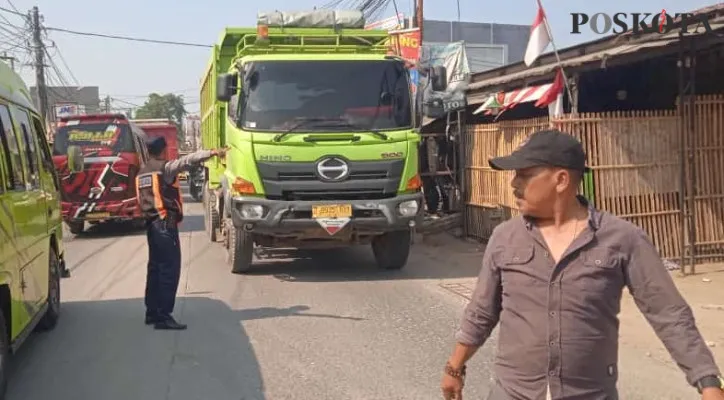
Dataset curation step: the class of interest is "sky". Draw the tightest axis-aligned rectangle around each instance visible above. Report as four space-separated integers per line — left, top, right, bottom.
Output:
0 0 707 115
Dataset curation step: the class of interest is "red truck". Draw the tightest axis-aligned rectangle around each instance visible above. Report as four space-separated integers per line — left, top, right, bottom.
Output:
131 119 179 160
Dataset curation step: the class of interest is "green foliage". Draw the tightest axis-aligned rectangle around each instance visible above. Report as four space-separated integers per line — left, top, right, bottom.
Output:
134 93 187 141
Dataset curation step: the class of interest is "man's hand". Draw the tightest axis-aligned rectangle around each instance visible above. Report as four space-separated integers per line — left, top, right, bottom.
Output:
702 387 724 400
213 147 229 158
441 372 464 400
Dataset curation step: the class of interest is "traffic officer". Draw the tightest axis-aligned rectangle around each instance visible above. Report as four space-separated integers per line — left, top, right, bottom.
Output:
136 136 227 330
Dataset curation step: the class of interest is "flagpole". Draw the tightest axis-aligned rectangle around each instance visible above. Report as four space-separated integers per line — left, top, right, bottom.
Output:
536 0 575 112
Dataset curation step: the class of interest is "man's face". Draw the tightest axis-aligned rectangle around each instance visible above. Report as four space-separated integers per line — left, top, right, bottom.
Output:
511 166 560 217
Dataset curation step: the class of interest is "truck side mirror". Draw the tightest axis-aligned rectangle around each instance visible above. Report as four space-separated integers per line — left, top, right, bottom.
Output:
67 145 84 173
216 73 238 102
431 66 448 92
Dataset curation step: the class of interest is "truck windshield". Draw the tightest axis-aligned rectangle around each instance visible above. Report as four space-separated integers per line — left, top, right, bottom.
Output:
53 123 135 155
239 60 411 132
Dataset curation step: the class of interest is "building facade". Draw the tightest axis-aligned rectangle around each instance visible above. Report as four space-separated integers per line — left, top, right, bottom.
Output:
423 19 530 73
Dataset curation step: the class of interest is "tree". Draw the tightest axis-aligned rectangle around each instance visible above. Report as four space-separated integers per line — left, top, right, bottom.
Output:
134 93 187 142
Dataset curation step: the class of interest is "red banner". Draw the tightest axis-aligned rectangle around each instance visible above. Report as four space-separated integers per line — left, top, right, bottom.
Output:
386 28 420 63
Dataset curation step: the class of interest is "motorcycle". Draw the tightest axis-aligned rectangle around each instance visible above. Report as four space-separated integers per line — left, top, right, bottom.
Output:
188 165 204 202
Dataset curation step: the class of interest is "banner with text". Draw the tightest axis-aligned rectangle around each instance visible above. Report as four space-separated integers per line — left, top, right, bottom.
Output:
418 41 471 115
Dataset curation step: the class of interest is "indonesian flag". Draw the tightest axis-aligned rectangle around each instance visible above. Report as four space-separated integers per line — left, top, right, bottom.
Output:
535 68 564 108
524 0 551 66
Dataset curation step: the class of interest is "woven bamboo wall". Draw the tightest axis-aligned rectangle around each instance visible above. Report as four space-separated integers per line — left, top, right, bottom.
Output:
464 97 724 263
688 95 724 262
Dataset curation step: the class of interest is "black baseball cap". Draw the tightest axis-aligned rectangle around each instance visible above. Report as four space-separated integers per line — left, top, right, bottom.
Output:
146 136 167 156
488 129 590 172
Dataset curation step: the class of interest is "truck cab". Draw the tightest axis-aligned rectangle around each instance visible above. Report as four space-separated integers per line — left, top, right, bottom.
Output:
201 10 447 273
52 113 149 234
132 119 179 160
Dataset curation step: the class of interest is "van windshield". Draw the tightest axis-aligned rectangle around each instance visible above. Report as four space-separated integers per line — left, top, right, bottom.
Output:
53 123 135 155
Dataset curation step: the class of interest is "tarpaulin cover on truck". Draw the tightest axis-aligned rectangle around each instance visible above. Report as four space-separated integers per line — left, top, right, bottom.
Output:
257 10 365 29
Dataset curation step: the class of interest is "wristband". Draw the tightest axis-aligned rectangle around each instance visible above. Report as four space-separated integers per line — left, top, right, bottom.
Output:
444 362 466 378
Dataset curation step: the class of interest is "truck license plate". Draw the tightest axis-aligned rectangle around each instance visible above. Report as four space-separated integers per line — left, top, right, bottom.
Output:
312 205 352 235
85 212 110 220
311 204 352 219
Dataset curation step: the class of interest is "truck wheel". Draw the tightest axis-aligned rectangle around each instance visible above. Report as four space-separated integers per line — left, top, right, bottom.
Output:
372 229 411 270
0 308 8 399
67 221 83 235
227 223 254 274
36 246 61 331
203 184 219 242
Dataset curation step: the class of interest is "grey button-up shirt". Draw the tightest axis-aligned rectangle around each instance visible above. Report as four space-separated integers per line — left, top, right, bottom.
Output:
457 196 720 400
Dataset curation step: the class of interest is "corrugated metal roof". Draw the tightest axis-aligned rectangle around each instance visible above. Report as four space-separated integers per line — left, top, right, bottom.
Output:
467 39 677 91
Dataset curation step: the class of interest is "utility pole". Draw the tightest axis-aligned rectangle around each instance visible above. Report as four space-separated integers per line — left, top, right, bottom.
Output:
0 52 16 70
191 118 198 151
416 0 423 39
104 96 110 113
31 6 49 123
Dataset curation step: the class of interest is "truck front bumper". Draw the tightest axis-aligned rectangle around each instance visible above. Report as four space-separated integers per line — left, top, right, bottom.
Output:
228 193 423 238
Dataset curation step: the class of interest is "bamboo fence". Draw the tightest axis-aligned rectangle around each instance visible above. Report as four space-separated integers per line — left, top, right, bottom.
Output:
464 95 724 264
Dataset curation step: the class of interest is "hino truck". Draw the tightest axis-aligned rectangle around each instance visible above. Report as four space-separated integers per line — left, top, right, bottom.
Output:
200 10 446 273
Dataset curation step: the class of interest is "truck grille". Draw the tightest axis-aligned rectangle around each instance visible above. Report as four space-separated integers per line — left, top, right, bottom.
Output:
257 159 404 201
277 170 388 181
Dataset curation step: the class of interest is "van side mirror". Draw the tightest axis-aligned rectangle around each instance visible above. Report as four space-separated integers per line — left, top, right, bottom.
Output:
431 66 447 92
67 145 84 173
216 73 239 102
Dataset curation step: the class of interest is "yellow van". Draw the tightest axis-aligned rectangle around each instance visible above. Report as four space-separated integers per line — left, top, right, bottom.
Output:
0 60 67 397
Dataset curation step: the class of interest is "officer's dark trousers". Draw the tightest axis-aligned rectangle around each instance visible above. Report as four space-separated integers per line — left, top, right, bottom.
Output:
145 219 181 320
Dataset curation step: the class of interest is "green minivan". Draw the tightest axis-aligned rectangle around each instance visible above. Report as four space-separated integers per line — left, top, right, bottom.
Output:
0 60 66 397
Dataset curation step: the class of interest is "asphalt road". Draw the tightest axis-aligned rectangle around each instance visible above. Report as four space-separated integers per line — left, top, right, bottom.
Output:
5 188 703 400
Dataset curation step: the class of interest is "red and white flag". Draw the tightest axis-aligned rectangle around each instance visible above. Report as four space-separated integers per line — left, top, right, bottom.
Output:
535 67 564 118
534 68 563 107
524 0 551 66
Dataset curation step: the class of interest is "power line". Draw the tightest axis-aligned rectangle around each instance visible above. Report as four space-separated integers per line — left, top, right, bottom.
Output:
4 1 20 14
44 26 212 48
0 5 25 17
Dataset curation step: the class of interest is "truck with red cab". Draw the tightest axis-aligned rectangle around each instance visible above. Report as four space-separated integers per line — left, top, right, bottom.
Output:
131 118 179 160
52 113 150 234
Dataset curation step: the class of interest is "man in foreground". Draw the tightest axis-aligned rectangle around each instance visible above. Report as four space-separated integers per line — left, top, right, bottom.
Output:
136 136 227 330
440 129 723 399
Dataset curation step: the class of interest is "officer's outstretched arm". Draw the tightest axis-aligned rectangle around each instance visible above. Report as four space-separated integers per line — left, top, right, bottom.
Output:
164 149 215 178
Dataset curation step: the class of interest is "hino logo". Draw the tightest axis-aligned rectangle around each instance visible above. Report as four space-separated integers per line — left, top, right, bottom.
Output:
259 155 292 162
316 157 349 182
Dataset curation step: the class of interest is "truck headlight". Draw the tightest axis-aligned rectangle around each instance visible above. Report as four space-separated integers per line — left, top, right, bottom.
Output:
240 204 264 219
398 200 419 217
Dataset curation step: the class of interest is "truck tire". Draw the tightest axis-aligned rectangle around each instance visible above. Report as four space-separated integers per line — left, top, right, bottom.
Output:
36 246 61 331
67 221 83 235
227 223 254 274
203 183 219 242
372 229 411 270
0 308 8 399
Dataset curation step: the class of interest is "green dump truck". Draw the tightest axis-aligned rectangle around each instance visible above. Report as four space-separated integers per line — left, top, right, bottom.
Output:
200 10 447 273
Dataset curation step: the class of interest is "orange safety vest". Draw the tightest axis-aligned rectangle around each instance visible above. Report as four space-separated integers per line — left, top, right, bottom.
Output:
135 158 184 223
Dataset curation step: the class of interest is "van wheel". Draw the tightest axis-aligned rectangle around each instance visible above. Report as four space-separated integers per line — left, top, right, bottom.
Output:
67 221 83 235
227 222 254 274
203 184 219 242
36 247 61 331
0 309 8 399
372 229 411 270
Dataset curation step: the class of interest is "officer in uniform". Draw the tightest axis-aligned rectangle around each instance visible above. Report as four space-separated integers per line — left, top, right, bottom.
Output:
136 136 227 330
